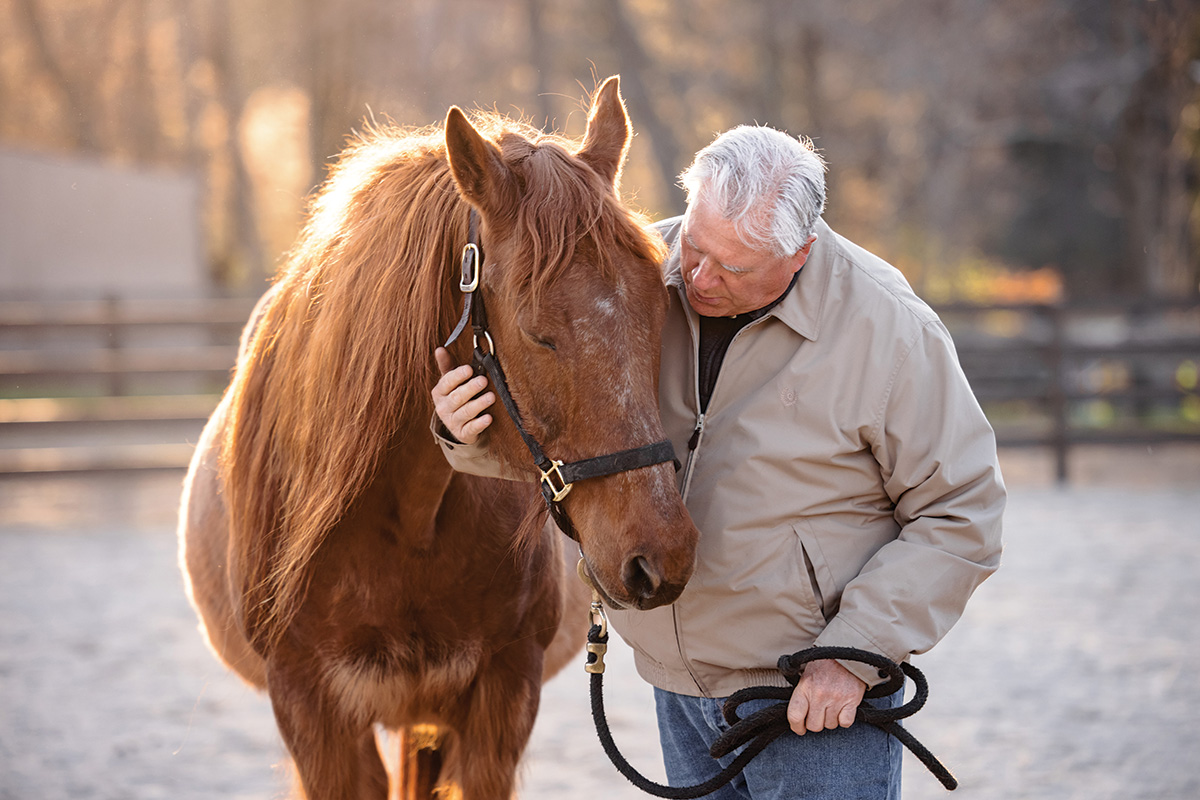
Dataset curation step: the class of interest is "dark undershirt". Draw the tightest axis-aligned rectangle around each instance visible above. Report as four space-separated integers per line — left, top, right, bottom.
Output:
697 269 800 414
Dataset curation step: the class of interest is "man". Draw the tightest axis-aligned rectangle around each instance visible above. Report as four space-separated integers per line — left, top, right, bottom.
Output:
432 125 1005 799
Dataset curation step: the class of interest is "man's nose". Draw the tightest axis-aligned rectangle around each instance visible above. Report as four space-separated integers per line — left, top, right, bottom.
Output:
691 257 720 291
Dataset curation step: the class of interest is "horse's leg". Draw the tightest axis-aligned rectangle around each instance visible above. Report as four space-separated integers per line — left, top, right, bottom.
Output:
449 644 544 800
390 726 443 800
268 657 388 800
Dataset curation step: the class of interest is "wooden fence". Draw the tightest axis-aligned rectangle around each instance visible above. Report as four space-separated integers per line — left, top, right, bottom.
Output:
937 298 1200 481
1 296 1198 481
0 296 256 474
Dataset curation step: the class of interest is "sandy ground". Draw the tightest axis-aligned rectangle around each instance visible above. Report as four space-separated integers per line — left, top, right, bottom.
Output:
1 443 1198 799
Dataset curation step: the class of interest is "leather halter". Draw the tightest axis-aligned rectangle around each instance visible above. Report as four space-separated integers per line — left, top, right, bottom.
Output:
443 210 678 542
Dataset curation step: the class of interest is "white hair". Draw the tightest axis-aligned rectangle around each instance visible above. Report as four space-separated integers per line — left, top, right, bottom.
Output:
679 125 827 258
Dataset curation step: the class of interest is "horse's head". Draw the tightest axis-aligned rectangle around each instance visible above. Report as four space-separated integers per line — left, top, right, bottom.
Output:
443 77 698 611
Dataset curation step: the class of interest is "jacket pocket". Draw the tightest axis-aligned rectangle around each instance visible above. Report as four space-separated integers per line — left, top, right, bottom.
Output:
794 520 838 622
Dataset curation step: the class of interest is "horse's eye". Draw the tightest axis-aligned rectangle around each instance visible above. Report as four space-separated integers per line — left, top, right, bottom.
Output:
522 330 557 351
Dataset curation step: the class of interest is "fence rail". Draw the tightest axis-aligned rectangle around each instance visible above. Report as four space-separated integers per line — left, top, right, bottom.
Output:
1 295 1198 480
0 296 256 475
936 298 1200 481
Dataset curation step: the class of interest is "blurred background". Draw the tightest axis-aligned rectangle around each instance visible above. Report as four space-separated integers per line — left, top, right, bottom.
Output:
1 0 1199 474
0 1 1198 799
2 0 1199 298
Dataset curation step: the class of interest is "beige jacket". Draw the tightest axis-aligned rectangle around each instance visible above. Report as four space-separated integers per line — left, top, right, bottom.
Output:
436 217 1005 697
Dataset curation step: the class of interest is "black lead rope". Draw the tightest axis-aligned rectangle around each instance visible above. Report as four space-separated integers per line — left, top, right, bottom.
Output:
585 625 958 797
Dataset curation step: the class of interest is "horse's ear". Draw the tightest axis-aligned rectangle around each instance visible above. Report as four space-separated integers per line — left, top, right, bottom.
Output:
577 75 631 189
445 106 518 217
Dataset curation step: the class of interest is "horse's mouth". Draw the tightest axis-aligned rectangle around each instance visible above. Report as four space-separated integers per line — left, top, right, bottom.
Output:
577 555 683 611
577 555 629 611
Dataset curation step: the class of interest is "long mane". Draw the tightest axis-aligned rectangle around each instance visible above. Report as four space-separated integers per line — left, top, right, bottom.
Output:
220 111 666 649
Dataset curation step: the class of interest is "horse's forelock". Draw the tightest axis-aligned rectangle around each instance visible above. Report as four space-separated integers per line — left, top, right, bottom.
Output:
498 135 664 300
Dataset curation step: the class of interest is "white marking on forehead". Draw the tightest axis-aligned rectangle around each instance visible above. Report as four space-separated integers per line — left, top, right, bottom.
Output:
593 296 618 318
575 281 657 441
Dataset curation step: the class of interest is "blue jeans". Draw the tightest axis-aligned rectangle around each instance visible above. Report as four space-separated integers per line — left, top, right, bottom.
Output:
654 687 902 800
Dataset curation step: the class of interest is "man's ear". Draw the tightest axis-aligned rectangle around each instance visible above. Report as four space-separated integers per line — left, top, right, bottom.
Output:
445 106 519 217
790 235 818 272
576 76 631 190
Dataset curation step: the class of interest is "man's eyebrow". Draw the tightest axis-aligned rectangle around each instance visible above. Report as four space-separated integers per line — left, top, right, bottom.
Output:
684 223 749 273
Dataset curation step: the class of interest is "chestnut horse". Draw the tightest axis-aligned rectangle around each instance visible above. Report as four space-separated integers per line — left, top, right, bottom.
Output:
177 77 698 800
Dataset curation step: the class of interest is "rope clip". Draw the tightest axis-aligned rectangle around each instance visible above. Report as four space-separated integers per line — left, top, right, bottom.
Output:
586 600 608 675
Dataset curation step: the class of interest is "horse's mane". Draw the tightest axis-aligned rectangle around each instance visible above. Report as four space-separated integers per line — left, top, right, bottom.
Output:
220 111 666 649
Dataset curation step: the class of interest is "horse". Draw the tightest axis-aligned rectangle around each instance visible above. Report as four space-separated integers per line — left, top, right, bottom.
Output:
177 76 700 800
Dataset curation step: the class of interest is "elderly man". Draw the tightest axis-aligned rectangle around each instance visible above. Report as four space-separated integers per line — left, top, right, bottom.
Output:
432 125 1005 800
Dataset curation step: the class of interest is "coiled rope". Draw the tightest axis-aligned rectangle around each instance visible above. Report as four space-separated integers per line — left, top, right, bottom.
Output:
586 624 958 798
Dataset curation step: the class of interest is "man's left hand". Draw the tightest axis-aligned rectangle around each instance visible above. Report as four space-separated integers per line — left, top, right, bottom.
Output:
786 658 866 735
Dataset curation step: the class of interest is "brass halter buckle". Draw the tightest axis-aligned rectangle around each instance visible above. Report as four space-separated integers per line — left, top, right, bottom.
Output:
539 459 573 502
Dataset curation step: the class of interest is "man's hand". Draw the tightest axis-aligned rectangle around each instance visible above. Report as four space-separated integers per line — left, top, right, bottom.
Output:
786 658 867 735
432 347 495 444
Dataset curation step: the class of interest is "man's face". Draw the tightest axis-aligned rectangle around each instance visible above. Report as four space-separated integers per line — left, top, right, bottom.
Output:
679 193 814 318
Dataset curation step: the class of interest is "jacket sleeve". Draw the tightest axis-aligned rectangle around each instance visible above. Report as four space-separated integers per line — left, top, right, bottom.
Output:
813 319 1005 686
428 415 526 481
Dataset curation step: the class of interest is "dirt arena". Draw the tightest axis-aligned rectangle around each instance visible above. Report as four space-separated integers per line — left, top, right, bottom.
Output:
1 444 1197 799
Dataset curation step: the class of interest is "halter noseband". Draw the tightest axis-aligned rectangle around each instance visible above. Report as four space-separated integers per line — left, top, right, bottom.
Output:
443 210 679 542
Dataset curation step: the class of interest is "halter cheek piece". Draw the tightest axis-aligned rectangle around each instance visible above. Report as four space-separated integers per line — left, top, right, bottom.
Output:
443 210 679 542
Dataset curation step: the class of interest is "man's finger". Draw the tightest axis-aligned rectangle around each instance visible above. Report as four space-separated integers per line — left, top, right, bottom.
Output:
455 391 495 425
787 694 810 736
462 414 493 440
837 702 857 729
434 347 454 377
449 374 489 407
807 705 827 733
822 704 841 732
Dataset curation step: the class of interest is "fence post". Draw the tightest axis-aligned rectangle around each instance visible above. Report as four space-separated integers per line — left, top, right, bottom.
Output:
105 295 125 397
1047 304 1068 484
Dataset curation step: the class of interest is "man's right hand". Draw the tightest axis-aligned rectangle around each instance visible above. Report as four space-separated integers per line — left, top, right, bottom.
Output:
432 347 495 445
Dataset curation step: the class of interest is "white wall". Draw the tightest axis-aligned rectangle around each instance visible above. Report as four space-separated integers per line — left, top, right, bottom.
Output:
0 150 206 300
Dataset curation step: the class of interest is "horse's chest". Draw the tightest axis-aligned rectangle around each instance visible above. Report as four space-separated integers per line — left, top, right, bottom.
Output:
321 624 486 726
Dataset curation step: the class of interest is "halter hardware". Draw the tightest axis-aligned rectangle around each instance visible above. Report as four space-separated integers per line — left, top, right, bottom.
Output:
539 459 573 502
459 242 480 292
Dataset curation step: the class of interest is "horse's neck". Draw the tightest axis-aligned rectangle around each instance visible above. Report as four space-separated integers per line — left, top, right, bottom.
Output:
363 417 458 547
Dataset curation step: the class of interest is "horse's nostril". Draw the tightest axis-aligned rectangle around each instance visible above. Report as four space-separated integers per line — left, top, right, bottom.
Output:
622 555 662 601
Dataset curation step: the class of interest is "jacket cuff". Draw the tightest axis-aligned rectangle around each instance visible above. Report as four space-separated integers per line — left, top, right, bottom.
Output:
812 616 907 689
428 415 512 480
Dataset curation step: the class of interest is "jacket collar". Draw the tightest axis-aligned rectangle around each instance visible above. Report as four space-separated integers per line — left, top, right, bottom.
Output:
661 217 834 342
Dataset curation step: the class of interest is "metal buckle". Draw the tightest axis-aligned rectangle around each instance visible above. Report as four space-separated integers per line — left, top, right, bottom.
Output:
459 243 480 292
539 459 573 502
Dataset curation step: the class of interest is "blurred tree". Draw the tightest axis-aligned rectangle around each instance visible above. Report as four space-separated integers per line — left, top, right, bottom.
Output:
1 0 1195 298
1112 0 1200 296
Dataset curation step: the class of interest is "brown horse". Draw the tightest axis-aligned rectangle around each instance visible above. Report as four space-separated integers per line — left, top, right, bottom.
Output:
177 77 699 800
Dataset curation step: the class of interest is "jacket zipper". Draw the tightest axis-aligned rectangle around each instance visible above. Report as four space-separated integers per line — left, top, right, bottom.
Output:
680 316 763 500
675 311 771 696
679 412 705 501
